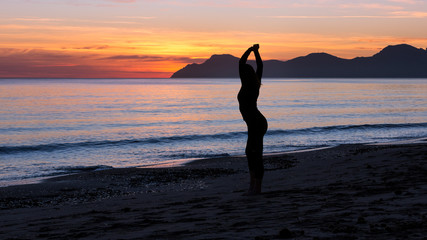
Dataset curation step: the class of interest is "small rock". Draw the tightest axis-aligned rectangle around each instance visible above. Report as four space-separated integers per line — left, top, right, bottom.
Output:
357 216 367 224
278 227 293 238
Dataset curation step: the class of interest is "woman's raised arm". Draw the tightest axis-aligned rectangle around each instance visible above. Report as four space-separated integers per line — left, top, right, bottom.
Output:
253 45 263 80
239 46 253 66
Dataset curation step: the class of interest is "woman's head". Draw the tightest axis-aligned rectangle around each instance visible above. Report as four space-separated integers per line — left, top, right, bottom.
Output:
241 64 260 86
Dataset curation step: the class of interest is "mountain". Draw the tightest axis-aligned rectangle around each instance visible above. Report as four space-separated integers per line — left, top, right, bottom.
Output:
171 44 427 78
172 54 238 78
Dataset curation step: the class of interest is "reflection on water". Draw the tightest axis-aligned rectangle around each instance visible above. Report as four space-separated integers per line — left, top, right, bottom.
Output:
0 78 426 185
1 78 426 146
261 79 426 130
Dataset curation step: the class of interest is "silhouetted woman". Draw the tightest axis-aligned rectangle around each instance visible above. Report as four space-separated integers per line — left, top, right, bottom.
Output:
238 44 268 195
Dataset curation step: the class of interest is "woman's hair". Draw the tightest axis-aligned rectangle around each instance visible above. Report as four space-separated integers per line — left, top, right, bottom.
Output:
242 64 255 74
241 64 261 86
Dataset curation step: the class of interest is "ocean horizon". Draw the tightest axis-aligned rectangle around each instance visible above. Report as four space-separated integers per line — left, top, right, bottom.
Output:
1 78 426 186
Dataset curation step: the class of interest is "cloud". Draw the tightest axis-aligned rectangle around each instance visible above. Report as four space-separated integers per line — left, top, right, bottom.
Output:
116 16 156 20
130 0 284 9
266 10 427 19
266 15 393 19
101 55 164 60
266 16 363 19
0 48 198 78
0 48 97 78
391 11 427 18
388 0 420 4
0 48 77 62
339 3 403 11
13 17 63 22
354 36 427 43
106 0 136 3
73 45 111 50
100 54 205 63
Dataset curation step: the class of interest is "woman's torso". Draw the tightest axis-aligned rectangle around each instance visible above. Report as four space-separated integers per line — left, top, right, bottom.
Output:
237 85 263 122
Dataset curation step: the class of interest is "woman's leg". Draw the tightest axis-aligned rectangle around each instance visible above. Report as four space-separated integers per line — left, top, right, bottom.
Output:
244 113 267 195
245 137 264 194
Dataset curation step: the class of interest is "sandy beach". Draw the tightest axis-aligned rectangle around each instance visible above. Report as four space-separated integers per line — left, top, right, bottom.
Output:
1 141 426 239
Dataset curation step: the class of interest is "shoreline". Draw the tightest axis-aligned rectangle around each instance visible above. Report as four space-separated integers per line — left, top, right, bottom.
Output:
4 137 426 188
1 141 426 239
0 144 339 188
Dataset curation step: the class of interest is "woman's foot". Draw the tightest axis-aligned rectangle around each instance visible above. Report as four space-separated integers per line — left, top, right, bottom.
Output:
243 178 262 196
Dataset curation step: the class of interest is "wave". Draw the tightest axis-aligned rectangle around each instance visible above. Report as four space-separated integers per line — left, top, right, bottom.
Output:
1 122 426 155
0 165 114 183
158 152 232 160
53 165 113 174
268 122 427 136
0 132 245 155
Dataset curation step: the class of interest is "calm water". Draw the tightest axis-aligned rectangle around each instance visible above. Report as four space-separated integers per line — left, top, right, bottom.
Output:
0 78 426 186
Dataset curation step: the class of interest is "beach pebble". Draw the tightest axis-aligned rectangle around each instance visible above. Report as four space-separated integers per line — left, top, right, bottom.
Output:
357 216 367 224
278 227 293 238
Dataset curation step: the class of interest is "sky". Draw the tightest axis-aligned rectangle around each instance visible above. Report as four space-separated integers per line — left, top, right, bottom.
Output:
1 0 427 78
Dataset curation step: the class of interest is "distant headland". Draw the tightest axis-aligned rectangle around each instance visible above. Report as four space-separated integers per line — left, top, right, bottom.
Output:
171 44 427 78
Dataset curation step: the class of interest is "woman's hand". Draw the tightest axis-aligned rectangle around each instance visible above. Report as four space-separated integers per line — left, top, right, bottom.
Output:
253 44 259 51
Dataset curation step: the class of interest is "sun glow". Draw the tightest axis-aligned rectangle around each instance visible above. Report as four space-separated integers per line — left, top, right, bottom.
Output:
1 0 427 78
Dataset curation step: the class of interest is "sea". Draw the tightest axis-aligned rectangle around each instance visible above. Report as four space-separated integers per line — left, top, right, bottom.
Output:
0 78 426 186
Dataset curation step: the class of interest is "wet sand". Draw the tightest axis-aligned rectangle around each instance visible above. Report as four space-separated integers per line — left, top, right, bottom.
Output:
1 142 426 239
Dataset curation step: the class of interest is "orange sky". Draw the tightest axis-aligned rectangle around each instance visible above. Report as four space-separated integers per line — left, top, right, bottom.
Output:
1 0 427 78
